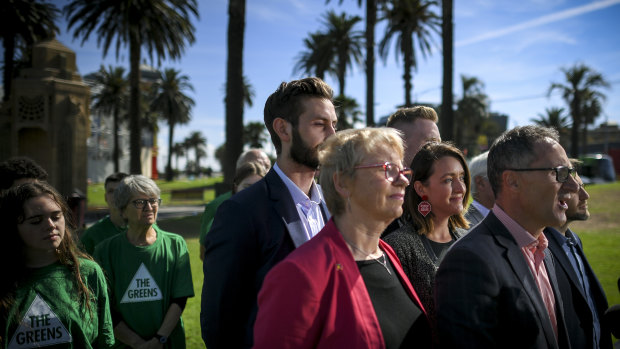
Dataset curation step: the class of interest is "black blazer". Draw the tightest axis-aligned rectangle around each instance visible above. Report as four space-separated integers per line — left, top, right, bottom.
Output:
435 212 571 349
545 227 612 349
200 169 328 349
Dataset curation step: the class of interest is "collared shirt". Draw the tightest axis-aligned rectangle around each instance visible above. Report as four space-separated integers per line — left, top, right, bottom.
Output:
471 200 490 218
492 205 558 340
273 163 326 240
550 228 601 348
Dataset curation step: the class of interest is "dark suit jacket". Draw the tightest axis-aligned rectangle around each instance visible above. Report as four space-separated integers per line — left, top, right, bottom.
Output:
200 169 328 349
464 202 486 231
435 212 571 349
545 227 612 349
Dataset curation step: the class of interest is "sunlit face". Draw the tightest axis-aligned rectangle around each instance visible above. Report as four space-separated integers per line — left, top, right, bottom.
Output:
122 193 159 228
514 141 578 230
289 98 337 169
349 146 409 224
397 118 441 167
104 181 121 209
18 194 65 254
565 173 590 222
416 156 466 220
235 174 262 193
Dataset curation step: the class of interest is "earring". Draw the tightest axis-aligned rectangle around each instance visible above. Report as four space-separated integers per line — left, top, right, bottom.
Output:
418 195 431 217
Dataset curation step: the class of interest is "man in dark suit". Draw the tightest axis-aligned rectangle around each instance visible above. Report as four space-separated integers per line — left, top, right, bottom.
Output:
545 166 612 349
435 125 578 348
464 151 494 231
200 77 337 349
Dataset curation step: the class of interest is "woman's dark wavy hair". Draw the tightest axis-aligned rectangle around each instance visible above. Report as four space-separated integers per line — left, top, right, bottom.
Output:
404 141 471 235
0 182 93 330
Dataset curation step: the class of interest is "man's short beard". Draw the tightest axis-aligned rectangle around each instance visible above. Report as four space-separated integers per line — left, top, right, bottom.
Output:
566 210 590 222
290 126 320 169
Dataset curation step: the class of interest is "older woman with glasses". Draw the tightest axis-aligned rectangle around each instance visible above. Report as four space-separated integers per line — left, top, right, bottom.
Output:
93 175 194 348
384 142 470 330
253 128 431 349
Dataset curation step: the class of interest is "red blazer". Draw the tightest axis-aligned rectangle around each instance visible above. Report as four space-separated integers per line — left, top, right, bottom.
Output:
253 219 428 349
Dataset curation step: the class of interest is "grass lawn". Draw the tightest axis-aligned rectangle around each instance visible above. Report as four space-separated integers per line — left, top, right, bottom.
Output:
158 181 620 347
87 177 222 208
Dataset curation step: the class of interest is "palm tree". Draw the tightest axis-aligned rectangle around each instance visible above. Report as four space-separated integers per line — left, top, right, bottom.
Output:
455 75 488 151
327 0 388 126
335 94 363 130
294 31 332 80
531 107 571 147
322 11 364 97
91 65 128 172
185 131 207 170
440 0 454 141
65 0 198 174
581 89 604 154
548 63 609 157
171 142 186 174
224 0 246 186
1 0 59 101
150 68 194 181
378 0 440 107
243 121 268 148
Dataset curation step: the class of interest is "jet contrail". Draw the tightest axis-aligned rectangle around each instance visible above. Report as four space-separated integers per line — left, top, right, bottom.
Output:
456 0 620 47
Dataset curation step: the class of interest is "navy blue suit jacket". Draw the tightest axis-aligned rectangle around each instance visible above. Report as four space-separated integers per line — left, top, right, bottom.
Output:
435 212 571 349
200 169 328 349
545 227 612 349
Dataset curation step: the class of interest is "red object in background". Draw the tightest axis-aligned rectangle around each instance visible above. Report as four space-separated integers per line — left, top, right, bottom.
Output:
608 148 620 176
151 152 158 179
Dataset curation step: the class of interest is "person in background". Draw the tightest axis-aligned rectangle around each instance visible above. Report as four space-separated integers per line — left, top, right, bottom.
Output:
435 125 576 348
384 142 470 328
0 182 114 348
253 127 431 349
201 77 336 349
198 149 271 260
383 106 441 237
94 175 194 348
0 156 48 191
80 172 128 254
232 162 268 194
464 151 494 230
544 160 612 349
386 106 441 170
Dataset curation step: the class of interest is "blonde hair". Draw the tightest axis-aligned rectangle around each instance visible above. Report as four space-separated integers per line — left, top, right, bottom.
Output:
318 127 404 216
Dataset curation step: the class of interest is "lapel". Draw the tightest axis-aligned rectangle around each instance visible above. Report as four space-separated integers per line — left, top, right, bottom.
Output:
485 213 559 349
544 228 587 300
570 231 609 312
265 170 308 248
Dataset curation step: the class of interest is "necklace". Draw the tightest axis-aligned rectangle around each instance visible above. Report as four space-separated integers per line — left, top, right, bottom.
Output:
342 235 391 275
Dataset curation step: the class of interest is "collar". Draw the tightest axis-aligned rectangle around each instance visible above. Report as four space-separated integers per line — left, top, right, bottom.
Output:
471 200 490 217
273 162 323 207
492 204 537 248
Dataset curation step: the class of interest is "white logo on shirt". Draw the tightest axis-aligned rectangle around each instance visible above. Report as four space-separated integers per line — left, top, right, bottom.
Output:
8 293 72 348
121 263 162 303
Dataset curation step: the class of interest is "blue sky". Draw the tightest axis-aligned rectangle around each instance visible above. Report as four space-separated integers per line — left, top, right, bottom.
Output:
50 0 620 171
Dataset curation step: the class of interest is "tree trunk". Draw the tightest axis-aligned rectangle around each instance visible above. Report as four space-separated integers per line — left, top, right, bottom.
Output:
113 106 120 173
402 34 413 107
3 36 15 101
581 123 589 155
166 121 175 181
365 0 376 126
441 0 454 141
570 99 580 158
129 36 142 174
224 0 246 186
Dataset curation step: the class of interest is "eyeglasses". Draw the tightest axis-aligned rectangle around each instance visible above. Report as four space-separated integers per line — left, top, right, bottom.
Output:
506 166 576 183
131 198 162 209
354 162 412 183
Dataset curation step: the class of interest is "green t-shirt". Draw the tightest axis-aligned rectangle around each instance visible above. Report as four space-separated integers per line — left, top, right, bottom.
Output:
80 216 124 255
3 259 115 349
93 226 194 348
199 191 232 245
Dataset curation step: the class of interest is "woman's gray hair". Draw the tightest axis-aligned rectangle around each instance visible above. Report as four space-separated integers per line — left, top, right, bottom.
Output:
114 175 161 211
318 127 404 217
